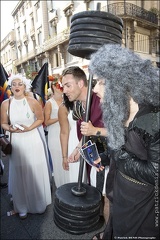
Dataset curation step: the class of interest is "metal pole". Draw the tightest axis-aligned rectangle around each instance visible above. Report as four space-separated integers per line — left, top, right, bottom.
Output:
71 73 93 196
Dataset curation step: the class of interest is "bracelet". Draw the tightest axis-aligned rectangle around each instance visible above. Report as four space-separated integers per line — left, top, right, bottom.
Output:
62 156 67 158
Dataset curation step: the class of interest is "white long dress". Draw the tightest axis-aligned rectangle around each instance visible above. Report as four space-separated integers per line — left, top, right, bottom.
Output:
47 98 68 188
9 97 51 214
67 111 87 183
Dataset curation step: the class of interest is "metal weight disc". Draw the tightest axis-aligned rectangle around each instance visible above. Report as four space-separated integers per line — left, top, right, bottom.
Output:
69 36 121 45
70 28 122 40
68 10 123 59
68 41 120 59
53 183 104 235
71 11 123 27
70 17 123 33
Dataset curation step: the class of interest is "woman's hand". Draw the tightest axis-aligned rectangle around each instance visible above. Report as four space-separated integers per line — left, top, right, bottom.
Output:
68 148 80 163
20 125 30 132
10 124 30 133
9 125 21 133
63 158 69 170
93 157 104 172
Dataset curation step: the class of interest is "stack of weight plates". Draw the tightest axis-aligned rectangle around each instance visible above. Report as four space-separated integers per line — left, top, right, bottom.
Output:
54 183 104 235
68 11 123 59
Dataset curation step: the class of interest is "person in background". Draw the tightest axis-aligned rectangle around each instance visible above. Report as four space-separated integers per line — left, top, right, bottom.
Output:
47 87 53 100
89 44 160 239
1 74 52 219
44 78 68 188
58 93 87 183
27 84 53 188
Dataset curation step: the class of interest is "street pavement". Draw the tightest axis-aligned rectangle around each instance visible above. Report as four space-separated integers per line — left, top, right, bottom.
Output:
0 156 106 240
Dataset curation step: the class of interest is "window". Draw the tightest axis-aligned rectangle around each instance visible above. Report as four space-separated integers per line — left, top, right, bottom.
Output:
63 2 74 28
15 14 18 23
50 19 57 36
35 1 40 22
52 25 57 36
35 62 38 72
3 54 5 64
29 61 38 72
17 27 20 39
6 52 8 63
52 53 59 67
38 29 42 45
28 1 32 8
84 0 92 10
66 51 74 63
8 50 11 60
22 6 25 16
25 45 28 54
32 39 36 49
30 14 34 27
134 33 149 53
24 21 26 33
67 15 72 28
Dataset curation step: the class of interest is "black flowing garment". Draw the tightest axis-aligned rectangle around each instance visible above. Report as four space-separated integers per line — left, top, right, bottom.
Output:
112 105 160 239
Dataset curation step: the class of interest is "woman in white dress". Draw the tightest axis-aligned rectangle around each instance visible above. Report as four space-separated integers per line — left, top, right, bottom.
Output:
58 94 87 183
44 80 68 188
1 74 52 219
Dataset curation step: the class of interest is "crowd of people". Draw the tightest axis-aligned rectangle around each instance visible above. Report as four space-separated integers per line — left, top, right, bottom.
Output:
0 44 159 240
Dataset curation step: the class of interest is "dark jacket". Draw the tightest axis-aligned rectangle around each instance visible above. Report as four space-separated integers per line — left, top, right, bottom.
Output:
112 104 160 238
115 104 160 186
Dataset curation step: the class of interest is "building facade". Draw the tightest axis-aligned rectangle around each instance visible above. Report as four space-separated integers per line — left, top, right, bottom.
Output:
1 0 159 77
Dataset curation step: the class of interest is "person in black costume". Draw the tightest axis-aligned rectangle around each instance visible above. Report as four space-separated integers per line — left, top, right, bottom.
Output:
89 44 160 239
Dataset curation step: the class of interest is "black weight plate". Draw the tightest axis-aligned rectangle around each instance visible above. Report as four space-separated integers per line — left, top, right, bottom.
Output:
68 42 119 59
69 36 121 45
55 197 100 215
70 22 122 36
54 214 104 235
55 183 102 210
54 208 99 226
70 24 122 37
71 10 123 27
71 17 123 32
54 213 100 230
70 29 122 40
54 203 100 220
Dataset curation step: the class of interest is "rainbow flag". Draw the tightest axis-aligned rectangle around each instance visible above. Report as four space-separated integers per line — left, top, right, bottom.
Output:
0 63 11 104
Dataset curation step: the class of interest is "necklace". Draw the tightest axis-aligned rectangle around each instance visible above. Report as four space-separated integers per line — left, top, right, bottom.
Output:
13 97 30 119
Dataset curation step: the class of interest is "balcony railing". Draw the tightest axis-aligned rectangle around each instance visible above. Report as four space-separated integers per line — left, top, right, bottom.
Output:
102 2 158 25
15 50 36 65
43 27 70 51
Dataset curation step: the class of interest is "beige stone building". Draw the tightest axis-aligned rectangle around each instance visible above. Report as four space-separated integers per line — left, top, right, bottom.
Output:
1 0 159 77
